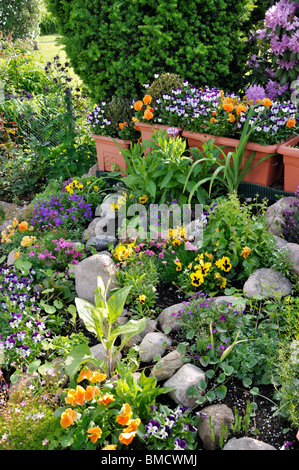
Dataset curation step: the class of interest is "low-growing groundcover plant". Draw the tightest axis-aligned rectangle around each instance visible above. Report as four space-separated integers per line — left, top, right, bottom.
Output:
0 264 52 381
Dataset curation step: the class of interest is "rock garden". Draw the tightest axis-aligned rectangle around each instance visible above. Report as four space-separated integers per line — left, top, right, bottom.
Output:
0 0 298 454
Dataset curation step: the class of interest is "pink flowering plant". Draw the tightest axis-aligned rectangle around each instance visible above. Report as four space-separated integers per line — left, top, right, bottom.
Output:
26 237 85 272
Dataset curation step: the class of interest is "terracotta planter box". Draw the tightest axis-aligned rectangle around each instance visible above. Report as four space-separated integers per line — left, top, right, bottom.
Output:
91 134 131 175
137 122 182 154
182 130 283 187
277 135 299 193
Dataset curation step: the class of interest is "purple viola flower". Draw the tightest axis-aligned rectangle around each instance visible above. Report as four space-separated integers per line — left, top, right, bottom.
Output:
145 419 161 435
174 438 187 450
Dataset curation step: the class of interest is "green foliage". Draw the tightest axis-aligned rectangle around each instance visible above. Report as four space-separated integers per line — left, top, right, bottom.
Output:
0 34 49 95
117 129 202 207
0 380 60 450
176 293 293 407
40 1 59 35
0 0 42 40
147 73 184 104
116 255 160 317
47 0 262 100
73 276 146 378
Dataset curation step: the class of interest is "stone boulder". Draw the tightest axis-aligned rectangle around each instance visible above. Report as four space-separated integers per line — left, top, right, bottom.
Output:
164 363 207 409
243 268 292 298
74 253 117 303
265 197 297 237
139 332 172 363
122 318 158 353
286 242 299 277
150 349 185 381
197 404 235 450
223 436 276 450
86 235 117 253
157 302 186 333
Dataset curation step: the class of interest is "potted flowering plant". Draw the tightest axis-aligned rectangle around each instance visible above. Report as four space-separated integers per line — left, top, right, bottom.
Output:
277 135 299 193
133 94 182 152
182 89 298 187
87 97 141 173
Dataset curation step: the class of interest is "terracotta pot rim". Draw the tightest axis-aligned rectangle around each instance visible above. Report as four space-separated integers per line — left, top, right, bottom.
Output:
182 130 291 151
137 122 182 131
277 135 299 156
90 134 132 144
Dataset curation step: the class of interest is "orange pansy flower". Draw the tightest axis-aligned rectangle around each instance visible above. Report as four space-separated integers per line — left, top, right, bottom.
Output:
119 122 127 130
115 403 132 426
123 418 141 433
119 431 136 445
236 104 247 115
85 385 100 401
261 98 272 108
143 94 152 105
143 108 154 120
134 100 143 111
223 102 234 113
210 117 216 123
77 368 94 383
286 118 296 128
60 408 79 428
98 394 115 406
227 113 235 123
90 371 107 384
18 221 28 231
102 444 118 450
88 426 102 443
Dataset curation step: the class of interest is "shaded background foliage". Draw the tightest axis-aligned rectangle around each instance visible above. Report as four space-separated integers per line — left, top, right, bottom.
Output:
47 0 268 101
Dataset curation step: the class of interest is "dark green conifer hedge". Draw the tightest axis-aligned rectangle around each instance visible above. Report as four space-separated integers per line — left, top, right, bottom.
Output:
48 0 263 100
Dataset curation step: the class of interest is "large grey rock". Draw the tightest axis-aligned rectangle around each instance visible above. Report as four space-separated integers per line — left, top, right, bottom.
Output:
197 404 235 450
81 163 98 178
123 318 158 353
243 268 292 298
286 242 299 276
86 235 117 253
139 332 172 363
164 363 207 409
212 295 247 313
82 218 103 242
157 302 186 333
223 436 276 450
150 349 185 381
265 197 297 236
7 250 17 265
75 253 117 303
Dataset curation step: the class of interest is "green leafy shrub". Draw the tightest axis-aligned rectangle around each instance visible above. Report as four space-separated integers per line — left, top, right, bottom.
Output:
0 0 42 40
146 73 184 105
47 0 263 100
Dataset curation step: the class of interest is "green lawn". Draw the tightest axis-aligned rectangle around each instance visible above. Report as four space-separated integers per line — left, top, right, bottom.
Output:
36 34 81 84
37 34 66 64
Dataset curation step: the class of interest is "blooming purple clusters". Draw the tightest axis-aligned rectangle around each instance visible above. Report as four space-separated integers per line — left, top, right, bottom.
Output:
30 192 92 231
247 0 299 100
153 83 223 129
86 101 112 135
